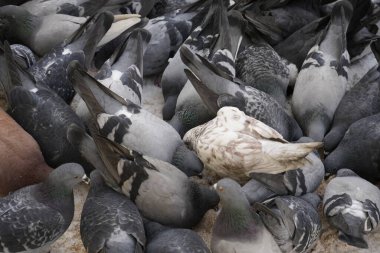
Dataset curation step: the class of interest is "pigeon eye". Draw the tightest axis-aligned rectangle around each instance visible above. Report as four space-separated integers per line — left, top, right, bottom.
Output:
218 186 224 192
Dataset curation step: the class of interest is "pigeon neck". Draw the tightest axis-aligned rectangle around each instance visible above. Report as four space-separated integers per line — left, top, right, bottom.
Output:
218 198 256 234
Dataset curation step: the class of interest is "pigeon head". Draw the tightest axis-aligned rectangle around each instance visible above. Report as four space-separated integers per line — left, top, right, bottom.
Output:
336 168 359 177
0 5 37 42
214 178 249 208
46 163 87 190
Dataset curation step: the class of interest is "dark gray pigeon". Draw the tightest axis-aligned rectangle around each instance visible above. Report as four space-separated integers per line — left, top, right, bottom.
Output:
80 170 146 253
69 61 203 176
144 219 210 253
0 41 91 171
236 27 298 107
324 63 380 152
211 178 281 253
0 163 86 253
242 0 321 45
324 113 380 181
29 11 113 103
180 46 303 141
255 193 322 253
67 117 219 228
323 169 380 248
292 0 353 141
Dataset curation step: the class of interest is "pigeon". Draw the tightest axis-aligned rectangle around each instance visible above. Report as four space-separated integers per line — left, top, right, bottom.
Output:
95 28 151 105
142 9 205 76
211 178 282 253
0 5 140 56
80 170 146 253
323 169 380 248
180 45 303 141
160 0 240 121
0 41 90 171
244 137 325 203
21 0 110 16
291 0 353 141
274 16 330 69
69 61 203 176
183 107 322 183
324 64 380 152
236 27 298 107
66 122 220 228
242 0 321 46
144 219 210 253
255 193 322 253
170 5 245 137
0 163 87 253
0 108 52 197
324 113 380 181
28 11 114 103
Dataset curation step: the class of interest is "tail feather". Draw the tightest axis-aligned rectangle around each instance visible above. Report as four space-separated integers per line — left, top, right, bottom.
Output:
67 60 106 119
264 141 323 161
319 0 353 59
111 29 152 76
66 11 114 69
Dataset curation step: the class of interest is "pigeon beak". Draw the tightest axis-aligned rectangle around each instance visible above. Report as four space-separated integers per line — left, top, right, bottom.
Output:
113 14 141 22
82 175 90 184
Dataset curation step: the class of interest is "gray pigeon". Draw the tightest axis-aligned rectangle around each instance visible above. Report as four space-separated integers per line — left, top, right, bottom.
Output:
0 163 86 253
28 11 114 103
255 193 322 253
180 46 303 141
142 9 205 76
0 41 90 171
80 170 146 253
95 28 151 105
144 220 210 253
67 118 219 228
323 169 380 248
236 27 298 107
211 178 282 253
292 0 353 141
170 2 245 137
69 61 203 176
324 63 380 152
324 113 380 181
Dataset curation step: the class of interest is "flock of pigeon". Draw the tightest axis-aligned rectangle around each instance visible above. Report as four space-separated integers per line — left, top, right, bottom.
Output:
0 0 380 252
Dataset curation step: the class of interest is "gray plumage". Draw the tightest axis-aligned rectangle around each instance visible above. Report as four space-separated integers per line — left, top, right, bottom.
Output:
21 0 109 16
10 44 37 69
244 137 324 204
29 11 113 103
0 5 87 56
323 169 380 248
0 163 85 253
0 41 89 170
170 3 246 136
212 178 281 253
292 0 353 141
324 113 380 181
324 60 380 152
143 10 202 76
69 61 203 176
180 46 303 141
236 29 298 106
95 28 151 105
66 122 219 228
255 194 322 253
144 220 210 253
80 170 146 253
243 0 321 45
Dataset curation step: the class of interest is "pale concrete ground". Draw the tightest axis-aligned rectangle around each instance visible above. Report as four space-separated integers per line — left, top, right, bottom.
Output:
1 83 379 252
